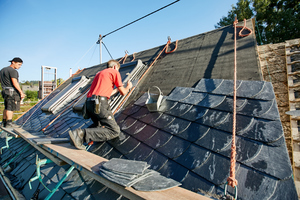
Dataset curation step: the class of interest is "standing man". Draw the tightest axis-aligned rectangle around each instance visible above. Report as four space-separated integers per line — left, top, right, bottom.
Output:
0 57 26 128
69 60 132 150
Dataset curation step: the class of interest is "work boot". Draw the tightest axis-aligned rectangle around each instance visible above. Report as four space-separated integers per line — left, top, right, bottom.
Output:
5 120 14 129
1 119 6 128
68 129 86 150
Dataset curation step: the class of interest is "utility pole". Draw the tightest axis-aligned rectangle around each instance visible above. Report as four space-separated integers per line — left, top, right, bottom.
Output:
97 34 103 64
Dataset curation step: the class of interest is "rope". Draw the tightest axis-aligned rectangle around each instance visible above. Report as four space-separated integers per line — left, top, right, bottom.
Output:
227 18 239 190
73 43 96 68
102 0 180 38
165 39 178 54
236 19 252 37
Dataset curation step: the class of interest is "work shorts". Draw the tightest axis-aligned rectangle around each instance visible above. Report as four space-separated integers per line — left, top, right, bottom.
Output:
1 89 21 111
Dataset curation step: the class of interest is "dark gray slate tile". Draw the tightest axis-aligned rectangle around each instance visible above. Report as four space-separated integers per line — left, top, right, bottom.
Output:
174 144 211 170
197 94 226 108
237 99 279 120
122 120 147 136
139 111 162 124
125 143 154 161
236 114 254 133
132 172 181 191
180 106 208 122
196 110 230 127
103 148 124 160
220 136 262 162
214 97 248 112
156 136 190 159
151 113 176 129
144 151 168 171
194 79 223 93
159 99 178 112
158 159 189 182
239 118 283 143
165 102 193 117
144 130 172 149
111 136 140 155
244 144 293 180
176 123 210 142
132 124 157 141
195 128 232 153
166 87 194 101
252 82 276 100
162 118 191 135
134 93 148 106
122 104 141 116
236 80 264 98
234 165 278 200
211 79 242 96
181 171 215 193
61 171 90 194
213 113 233 133
115 113 127 124
91 142 114 157
180 91 207 105
268 177 298 200
120 117 137 130
130 106 150 119
258 99 281 120
193 153 232 185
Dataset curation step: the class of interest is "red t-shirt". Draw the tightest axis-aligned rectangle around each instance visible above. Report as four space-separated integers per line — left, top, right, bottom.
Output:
87 68 123 99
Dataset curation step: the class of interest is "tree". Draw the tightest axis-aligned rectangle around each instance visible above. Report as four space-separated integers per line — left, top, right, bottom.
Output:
216 0 300 44
215 0 253 28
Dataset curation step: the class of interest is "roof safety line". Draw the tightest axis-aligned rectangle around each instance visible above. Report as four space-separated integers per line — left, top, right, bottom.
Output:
113 42 169 115
226 17 239 197
165 36 178 54
236 19 252 37
119 50 129 64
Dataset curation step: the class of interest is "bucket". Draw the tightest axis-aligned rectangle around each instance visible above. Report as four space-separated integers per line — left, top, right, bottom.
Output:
145 86 163 112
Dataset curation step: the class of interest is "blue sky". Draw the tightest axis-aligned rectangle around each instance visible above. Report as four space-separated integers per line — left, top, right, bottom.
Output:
0 0 237 82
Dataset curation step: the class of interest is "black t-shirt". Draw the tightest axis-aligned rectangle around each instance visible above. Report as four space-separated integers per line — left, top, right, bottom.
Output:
0 66 19 88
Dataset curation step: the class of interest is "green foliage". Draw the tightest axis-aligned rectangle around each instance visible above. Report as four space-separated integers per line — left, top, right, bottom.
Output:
24 90 38 101
216 0 300 44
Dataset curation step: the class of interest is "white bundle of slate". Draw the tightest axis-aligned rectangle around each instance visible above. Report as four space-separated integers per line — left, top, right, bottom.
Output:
99 158 181 191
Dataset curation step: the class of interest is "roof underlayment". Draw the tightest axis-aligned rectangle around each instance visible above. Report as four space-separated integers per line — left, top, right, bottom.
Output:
0 19 298 199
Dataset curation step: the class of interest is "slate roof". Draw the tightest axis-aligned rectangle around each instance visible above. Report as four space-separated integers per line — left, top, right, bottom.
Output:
0 19 298 199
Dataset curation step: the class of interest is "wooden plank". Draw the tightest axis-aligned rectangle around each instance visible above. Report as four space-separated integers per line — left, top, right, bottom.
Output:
0 127 20 138
14 128 209 200
13 128 66 166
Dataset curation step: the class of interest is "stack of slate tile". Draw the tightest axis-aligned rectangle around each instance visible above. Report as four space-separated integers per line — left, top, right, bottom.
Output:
99 158 181 191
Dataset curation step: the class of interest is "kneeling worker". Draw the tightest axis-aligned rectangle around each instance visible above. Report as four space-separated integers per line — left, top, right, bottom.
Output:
69 60 132 150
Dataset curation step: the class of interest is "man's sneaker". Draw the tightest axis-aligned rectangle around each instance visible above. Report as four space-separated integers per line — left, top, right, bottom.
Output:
68 129 86 150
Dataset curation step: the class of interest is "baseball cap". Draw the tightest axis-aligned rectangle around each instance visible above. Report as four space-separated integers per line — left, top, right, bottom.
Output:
9 57 23 63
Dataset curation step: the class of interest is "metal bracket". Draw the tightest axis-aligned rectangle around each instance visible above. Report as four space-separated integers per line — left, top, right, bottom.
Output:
29 154 75 200
0 131 14 154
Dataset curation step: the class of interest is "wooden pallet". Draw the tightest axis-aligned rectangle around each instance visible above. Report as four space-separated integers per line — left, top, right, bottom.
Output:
12 127 209 200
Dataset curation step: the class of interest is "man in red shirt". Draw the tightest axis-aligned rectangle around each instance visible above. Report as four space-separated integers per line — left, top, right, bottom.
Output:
69 60 132 150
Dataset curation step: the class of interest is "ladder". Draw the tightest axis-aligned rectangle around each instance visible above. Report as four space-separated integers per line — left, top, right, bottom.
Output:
285 42 300 195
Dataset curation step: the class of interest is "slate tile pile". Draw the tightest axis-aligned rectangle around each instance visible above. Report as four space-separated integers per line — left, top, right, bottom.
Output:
99 158 181 191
